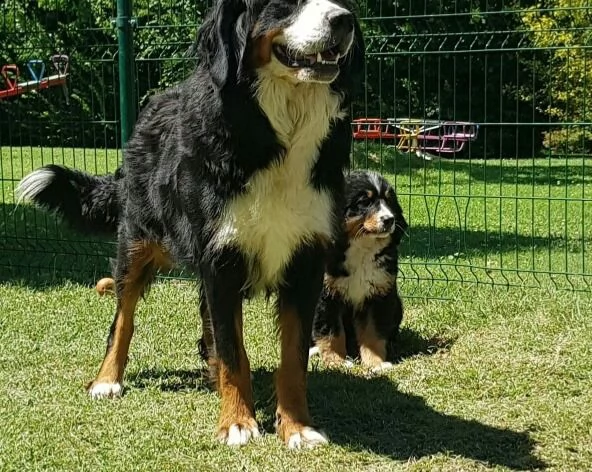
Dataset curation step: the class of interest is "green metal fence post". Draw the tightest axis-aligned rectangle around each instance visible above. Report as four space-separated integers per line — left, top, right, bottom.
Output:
116 0 136 145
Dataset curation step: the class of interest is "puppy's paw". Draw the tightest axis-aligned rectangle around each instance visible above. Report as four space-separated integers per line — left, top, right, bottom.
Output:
370 361 394 374
308 346 320 358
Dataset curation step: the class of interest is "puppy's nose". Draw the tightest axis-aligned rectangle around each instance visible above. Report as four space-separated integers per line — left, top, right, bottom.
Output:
382 215 395 229
328 10 354 39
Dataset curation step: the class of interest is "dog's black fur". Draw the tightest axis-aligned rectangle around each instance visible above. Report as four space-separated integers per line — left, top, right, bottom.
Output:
18 0 364 447
311 171 407 370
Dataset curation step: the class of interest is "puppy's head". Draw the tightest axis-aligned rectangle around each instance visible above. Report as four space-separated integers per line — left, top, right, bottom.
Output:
197 0 364 88
344 171 408 244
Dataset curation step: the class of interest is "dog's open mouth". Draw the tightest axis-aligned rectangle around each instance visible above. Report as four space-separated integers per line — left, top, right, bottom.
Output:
272 43 342 69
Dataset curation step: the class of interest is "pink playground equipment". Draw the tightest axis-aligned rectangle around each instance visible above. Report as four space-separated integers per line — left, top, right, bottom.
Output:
352 117 479 160
0 55 69 101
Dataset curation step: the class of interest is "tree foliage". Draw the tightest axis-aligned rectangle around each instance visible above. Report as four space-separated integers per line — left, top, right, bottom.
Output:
521 0 592 152
0 0 589 156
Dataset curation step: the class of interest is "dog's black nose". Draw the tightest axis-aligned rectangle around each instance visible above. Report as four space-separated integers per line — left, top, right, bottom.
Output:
382 216 395 229
328 11 354 39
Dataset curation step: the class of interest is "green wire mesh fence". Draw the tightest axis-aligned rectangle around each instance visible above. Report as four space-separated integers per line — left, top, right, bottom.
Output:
0 0 590 298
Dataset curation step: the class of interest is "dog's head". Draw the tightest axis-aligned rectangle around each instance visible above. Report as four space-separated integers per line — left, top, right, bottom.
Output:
197 0 364 89
343 171 408 244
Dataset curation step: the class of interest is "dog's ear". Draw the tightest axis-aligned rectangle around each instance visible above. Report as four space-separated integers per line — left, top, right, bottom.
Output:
350 19 366 78
197 0 249 89
333 15 365 97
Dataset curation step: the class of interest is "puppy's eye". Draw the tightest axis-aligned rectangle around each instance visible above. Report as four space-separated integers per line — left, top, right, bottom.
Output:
357 195 370 205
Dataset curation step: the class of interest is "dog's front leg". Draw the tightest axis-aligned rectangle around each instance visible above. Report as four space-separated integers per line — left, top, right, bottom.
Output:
276 242 329 449
200 249 259 446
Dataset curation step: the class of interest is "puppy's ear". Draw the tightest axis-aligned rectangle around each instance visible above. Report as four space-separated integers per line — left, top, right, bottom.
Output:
388 190 408 245
198 0 248 89
393 211 408 245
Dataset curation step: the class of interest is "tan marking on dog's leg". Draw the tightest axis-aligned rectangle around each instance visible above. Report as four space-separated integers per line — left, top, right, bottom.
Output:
276 305 327 449
215 303 259 446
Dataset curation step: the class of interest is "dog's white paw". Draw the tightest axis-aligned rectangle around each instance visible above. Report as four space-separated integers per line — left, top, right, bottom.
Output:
308 346 320 358
88 382 123 399
343 359 355 368
219 423 260 447
370 362 394 374
287 427 328 450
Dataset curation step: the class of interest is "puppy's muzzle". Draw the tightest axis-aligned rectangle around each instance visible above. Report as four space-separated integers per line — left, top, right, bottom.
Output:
381 215 395 233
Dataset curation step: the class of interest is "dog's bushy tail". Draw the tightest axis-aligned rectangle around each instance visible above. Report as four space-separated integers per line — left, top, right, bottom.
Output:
17 164 121 235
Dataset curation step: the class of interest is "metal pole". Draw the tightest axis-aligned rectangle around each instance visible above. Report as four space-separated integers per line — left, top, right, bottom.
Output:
115 0 136 146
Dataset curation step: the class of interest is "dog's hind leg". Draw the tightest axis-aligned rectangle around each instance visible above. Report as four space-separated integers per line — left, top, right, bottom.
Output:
87 239 169 399
197 283 215 363
201 250 259 447
275 242 328 449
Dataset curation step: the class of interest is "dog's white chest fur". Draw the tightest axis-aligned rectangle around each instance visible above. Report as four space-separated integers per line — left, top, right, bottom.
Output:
213 72 345 291
331 236 393 308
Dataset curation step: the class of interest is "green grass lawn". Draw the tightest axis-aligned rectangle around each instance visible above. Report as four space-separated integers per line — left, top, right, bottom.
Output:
1 145 592 470
0 146 122 283
1 144 591 293
0 282 590 471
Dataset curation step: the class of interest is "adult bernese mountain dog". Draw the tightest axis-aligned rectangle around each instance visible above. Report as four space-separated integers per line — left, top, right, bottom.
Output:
17 0 364 449
310 171 408 373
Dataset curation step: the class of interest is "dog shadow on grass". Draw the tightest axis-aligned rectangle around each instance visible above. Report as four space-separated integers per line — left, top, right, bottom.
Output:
246 366 544 471
304 370 544 470
128 328 452 394
389 327 455 362
310 330 542 469
131 367 543 470
128 330 543 470
128 367 212 393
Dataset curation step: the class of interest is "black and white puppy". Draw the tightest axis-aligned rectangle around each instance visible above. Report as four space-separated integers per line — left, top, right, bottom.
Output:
17 0 364 449
311 170 408 373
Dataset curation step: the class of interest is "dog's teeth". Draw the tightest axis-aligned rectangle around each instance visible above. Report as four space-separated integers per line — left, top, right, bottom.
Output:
317 52 323 63
336 53 341 61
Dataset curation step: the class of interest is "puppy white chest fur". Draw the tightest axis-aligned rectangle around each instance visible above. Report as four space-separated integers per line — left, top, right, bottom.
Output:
214 72 345 290
331 236 393 308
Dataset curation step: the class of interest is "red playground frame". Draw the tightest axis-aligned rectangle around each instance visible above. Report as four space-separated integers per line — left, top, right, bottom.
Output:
0 55 69 100
352 117 479 159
